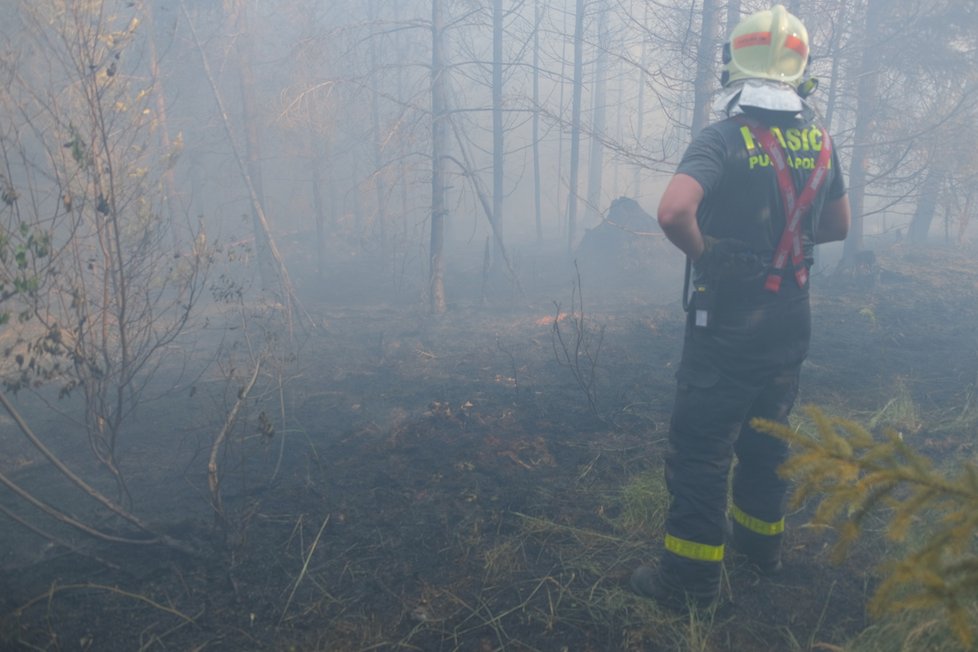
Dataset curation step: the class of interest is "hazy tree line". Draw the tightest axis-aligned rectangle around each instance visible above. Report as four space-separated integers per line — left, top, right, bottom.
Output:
4 0 977 316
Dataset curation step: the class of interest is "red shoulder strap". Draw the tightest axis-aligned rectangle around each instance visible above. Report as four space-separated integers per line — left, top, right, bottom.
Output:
740 118 833 292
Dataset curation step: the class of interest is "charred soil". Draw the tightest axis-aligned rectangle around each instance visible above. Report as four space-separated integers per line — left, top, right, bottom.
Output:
1 246 976 651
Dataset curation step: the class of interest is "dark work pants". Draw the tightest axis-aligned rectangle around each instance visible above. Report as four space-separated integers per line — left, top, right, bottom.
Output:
658 292 807 596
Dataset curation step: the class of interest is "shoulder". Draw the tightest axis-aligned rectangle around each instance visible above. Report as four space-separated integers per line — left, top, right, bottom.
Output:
684 118 745 159
700 117 745 141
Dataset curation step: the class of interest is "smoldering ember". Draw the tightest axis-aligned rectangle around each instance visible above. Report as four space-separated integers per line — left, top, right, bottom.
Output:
1 2 976 651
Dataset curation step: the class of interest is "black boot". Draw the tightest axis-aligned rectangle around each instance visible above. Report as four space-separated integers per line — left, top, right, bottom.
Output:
629 558 720 612
729 520 783 575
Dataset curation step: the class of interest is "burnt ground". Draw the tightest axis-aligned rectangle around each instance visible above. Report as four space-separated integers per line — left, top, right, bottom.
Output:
0 242 976 651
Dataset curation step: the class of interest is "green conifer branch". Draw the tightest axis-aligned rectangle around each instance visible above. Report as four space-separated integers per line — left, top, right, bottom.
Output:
752 406 978 648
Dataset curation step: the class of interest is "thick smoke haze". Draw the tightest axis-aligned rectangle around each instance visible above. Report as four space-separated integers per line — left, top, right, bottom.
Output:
0 1 976 650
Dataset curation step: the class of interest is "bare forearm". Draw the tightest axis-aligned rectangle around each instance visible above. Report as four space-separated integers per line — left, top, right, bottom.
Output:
662 217 705 260
815 195 851 244
658 174 706 260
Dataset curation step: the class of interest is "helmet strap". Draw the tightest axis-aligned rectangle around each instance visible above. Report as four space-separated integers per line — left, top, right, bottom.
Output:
797 77 819 99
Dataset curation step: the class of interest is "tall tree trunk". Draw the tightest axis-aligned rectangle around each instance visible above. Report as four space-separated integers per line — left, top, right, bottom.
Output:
633 3 648 196
229 0 276 290
726 0 741 32
430 0 448 313
555 3 570 234
310 143 326 280
691 0 719 137
140 0 181 247
181 1 297 320
956 188 974 244
566 0 585 251
908 165 943 243
369 0 389 258
585 1 609 225
844 0 883 258
823 2 847 131
491 0 504 267
532 0 543 242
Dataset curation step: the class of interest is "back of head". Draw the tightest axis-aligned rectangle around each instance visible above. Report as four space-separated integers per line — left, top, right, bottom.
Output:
721 5 810 89
716 5 817 117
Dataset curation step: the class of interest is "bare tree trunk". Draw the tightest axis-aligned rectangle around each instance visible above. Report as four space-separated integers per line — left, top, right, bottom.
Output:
585 1 609 225
430 0 447 314
823 2 848 131
532 0 543 242
908 164 943 243
140 1 182 247
310 143 326 280
180 2 298 322
844 0 883 258
633 3 648 195
956 188 974 244
229 0 276 291
566 0 586 251
556 5 570 235
369 0 389 258
491 0 504 268
691 0 719 137
726 0 741 32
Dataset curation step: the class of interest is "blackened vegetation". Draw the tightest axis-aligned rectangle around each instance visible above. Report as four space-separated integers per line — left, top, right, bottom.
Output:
1 247 976 650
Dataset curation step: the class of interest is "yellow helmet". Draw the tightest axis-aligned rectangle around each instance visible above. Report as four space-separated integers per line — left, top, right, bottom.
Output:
721 5 810 88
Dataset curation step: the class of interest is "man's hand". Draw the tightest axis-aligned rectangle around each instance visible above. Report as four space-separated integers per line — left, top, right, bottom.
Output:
696 236 761 279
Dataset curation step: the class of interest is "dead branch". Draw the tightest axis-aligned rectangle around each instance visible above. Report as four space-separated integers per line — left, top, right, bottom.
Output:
178 0 310 336
0 501 122 571
16 582 198 624
208 352 264 522
0 389 197 555
551 265 604 420
445 119 523 298
279 513 330 625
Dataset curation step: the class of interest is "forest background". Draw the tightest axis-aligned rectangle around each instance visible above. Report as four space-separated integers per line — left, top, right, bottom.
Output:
1 1 977 650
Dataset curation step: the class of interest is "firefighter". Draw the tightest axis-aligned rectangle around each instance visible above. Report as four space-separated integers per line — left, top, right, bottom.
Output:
630 5 851 610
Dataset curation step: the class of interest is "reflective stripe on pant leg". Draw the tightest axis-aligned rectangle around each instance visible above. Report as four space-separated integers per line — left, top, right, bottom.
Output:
732 364 799 526
730 504 784 536
665 533 725 562
664 363 754 580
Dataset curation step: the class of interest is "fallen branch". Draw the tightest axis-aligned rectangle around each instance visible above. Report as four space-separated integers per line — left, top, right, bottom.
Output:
0 389 198 556
16 582 198 624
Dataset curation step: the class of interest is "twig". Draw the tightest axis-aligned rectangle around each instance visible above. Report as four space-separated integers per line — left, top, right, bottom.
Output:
551 265 604 419
0 390 164 540
16 582 197 624
0 391 197 555
0 502 121 571
208 353 264 521
279 513 330 625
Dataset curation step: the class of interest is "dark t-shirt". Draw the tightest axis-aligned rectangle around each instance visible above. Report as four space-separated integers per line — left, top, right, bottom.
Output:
674 108 847 379
677 108 846 270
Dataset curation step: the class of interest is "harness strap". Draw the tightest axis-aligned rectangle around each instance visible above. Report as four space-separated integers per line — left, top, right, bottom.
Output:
741 119 833 292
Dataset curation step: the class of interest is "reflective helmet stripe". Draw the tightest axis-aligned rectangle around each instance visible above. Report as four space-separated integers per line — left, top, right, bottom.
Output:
665 534 725 562
731 504 785 536
733 31 772 49
784 34 809 58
